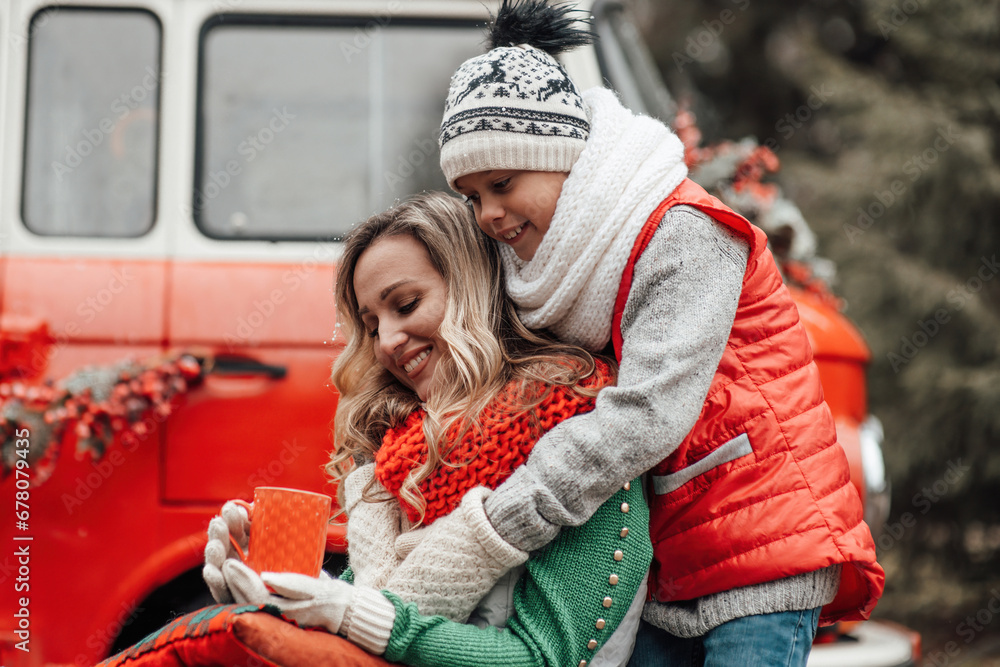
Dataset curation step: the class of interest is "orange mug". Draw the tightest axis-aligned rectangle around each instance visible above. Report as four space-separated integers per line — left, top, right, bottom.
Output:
228 487 332 577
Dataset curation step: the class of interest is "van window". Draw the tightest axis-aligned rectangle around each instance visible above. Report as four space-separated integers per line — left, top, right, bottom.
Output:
22 8 161 237
196 17 483 240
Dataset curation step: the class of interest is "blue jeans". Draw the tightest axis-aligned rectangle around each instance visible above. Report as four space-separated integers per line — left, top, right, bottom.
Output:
627 607 822 667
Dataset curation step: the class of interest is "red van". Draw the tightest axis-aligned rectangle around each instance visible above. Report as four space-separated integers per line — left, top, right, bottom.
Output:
0 1 918 665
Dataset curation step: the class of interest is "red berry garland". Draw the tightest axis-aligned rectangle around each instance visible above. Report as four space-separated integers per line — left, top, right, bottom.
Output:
673 103 842 308
0 354 203 486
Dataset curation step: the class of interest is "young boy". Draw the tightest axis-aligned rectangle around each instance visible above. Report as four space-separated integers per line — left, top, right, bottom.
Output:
385 2 884 665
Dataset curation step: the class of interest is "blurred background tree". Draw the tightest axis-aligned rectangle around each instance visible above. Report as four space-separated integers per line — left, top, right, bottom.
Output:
643 0 1000 655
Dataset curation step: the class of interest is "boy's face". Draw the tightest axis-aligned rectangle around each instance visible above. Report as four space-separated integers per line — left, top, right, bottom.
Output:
454 170 567 261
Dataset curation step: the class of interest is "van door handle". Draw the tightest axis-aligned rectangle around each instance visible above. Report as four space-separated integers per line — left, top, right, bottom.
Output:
209 356 287 380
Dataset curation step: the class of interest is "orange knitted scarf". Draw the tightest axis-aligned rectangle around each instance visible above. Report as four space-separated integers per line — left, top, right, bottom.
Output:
375 360 613 526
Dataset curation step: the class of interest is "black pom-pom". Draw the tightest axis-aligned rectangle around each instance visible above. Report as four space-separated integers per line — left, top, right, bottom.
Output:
488 0 594 56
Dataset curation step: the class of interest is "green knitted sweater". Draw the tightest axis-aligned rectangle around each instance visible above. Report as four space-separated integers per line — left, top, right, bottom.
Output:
380 480 651 667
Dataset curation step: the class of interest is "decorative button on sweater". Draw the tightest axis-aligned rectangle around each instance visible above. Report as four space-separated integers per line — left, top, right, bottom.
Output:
382 480 652 667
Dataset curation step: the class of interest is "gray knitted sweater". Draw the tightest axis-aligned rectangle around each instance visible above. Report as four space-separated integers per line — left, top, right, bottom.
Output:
484 204 840 637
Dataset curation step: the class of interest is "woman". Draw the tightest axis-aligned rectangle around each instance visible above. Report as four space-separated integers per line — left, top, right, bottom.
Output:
204 192 651 667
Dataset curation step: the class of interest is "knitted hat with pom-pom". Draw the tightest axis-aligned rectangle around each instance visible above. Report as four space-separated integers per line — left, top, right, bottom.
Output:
439 0 594 189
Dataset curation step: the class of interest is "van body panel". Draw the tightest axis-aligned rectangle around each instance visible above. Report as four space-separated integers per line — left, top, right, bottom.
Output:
163 347 340 503
4 257 167 344
167 261 336 345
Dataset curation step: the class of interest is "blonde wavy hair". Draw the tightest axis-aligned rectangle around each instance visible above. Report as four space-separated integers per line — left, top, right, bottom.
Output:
328 192 611 522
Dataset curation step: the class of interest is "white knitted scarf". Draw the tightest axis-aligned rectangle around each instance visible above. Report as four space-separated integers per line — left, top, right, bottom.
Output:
501 87 688 351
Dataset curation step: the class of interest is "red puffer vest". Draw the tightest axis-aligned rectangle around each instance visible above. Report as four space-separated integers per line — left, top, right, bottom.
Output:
611 179 883 625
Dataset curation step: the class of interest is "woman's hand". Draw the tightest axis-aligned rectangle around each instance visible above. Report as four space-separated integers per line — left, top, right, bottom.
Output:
264 570 355 634
222 561 396 654
202 500 250 603
222 560 350 630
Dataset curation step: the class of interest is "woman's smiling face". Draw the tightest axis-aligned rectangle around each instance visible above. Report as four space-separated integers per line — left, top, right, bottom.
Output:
353 234 448 401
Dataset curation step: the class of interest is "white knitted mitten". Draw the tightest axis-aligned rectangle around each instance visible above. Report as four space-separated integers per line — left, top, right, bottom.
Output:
260 571 356 634
203 500 251 603
222 559 272 605
223 561 396 654
383 486 528 621
264 572 396 654
343 463 405 589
